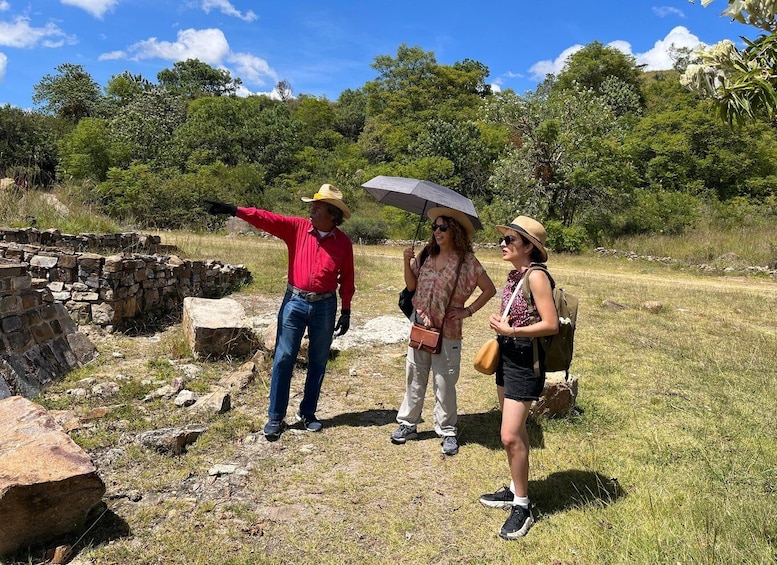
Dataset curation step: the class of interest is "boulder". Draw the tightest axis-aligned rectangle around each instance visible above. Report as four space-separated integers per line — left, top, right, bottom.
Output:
0 396 105 556
531 373 579 418
182 297 258 359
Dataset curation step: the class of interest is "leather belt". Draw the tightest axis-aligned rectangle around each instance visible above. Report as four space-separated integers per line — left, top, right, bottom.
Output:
287 283 335 302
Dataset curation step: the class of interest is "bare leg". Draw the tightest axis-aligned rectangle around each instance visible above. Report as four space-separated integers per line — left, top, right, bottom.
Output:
500 398 533 497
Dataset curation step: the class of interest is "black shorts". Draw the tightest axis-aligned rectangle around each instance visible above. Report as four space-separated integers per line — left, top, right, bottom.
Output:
495 336 545 402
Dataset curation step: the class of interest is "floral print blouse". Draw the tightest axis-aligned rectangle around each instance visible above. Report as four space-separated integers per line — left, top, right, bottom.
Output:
411 251 485 340
501 268 532 328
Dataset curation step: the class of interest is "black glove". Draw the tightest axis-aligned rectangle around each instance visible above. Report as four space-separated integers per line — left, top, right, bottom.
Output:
204 200 237 216
334 309 351 337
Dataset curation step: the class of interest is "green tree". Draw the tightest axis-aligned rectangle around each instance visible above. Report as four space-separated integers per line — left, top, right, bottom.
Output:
359 44 492 182
333 88 367 141
157 59 242 99
32 63 102 122
0 105 63 185
483 87 635 226
59 117 112 181
409 118 494 198
173 95 301 180
104 71 155 108
684 1 777 122
626 77 777 201
555 41 645 109
108 90 188 169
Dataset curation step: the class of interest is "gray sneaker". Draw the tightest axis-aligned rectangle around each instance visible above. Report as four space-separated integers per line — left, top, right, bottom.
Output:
390 424 418 444
441 435 459 456
295 412 323 432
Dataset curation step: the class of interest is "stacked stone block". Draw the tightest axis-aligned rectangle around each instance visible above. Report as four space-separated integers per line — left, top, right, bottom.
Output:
0 260 95 399
0 227 174 254
0 242 251 332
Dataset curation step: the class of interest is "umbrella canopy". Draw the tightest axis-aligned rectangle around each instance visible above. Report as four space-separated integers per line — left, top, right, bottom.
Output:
361 175 483 231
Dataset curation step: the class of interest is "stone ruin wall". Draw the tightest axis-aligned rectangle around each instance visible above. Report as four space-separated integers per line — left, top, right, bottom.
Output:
0 260 96 399
0 227 252 399
0 227 251 332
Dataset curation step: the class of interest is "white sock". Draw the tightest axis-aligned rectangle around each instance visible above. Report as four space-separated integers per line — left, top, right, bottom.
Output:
509 480 515 493
513 495 530 508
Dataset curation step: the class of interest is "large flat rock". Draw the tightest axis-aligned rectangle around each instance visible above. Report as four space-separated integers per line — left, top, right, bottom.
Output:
182 297 258 359
0 396 105 556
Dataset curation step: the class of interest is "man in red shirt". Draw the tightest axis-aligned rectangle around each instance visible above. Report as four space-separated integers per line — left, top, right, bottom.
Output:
205 184 354 441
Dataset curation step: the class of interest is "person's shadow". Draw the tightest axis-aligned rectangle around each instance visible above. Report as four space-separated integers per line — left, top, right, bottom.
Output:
531 469 624 517
322 408 397 428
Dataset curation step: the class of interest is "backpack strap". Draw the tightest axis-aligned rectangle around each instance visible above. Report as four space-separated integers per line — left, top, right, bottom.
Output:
520 264 555 378
521 264 555 319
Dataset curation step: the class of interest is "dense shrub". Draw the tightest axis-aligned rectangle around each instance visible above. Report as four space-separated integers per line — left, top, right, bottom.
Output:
545 220 587 254
341 215 388 243
618 190 701 236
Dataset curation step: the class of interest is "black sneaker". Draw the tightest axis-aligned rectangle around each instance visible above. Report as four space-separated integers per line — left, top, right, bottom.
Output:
499 504 534 540
263 419 286 441
390 424 418 444
295 412 323 432
479 485 515 509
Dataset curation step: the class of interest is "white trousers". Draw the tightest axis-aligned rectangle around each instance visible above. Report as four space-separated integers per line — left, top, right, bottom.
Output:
396 337 462 437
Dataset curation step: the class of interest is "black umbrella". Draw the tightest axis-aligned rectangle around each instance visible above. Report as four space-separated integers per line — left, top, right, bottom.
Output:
361 175 482 245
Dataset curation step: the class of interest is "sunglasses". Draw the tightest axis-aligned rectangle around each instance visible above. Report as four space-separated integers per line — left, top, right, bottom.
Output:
499 235 524 246
431 223 449 232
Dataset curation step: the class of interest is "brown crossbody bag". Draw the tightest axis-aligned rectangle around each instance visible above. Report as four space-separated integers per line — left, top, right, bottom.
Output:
408 258 463 354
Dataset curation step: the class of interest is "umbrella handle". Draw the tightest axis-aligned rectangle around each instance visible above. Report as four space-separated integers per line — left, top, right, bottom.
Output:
412 200 429 250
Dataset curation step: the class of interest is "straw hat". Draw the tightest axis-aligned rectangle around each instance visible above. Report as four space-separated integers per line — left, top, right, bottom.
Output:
496 216 548 262
427 207 475 239
301 184 351 219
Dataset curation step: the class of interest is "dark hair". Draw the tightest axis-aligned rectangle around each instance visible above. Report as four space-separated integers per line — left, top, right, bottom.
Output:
428 215 473 258
326 203 345 226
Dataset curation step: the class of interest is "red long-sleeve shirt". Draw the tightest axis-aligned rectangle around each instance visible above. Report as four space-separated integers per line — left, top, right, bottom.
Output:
236 207 355 309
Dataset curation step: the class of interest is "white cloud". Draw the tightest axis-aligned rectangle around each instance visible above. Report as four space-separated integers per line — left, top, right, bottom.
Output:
0 16 73 48
0 52 7 83
98 49 126 60
528 26 705 81
226 51 276 84
200 0 257 22
0 1 10 11
100 27 276 86
633 26 705 70
528 44 583 80
653 6 685 18
60 0 118 19
121 28 230 65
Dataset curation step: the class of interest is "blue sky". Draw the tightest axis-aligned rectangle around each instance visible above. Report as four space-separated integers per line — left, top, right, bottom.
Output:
0 0 755 110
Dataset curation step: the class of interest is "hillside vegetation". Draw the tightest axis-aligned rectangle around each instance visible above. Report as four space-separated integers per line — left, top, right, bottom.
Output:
2 40 777 264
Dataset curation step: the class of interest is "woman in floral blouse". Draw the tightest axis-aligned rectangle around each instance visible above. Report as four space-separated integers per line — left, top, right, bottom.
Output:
390 207 496 456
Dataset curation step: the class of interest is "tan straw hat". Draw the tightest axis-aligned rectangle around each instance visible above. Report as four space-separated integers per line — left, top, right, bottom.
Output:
427 207 475 239
496 216 548 262
301 184 351 219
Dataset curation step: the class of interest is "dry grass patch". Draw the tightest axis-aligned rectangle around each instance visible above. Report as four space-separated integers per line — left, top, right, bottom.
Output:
10 236 777 564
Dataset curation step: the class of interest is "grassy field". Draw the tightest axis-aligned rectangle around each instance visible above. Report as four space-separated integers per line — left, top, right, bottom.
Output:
9 234 777 564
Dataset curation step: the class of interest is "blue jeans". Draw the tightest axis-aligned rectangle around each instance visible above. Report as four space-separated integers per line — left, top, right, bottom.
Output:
268 291 337 421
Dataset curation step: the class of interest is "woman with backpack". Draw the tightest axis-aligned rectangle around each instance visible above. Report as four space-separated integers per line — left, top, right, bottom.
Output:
478 216 559 540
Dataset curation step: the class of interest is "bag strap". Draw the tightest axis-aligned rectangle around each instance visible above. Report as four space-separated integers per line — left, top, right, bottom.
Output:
500 283 523 323
518 264 556 378
521 264 555 319
424 255 463 332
